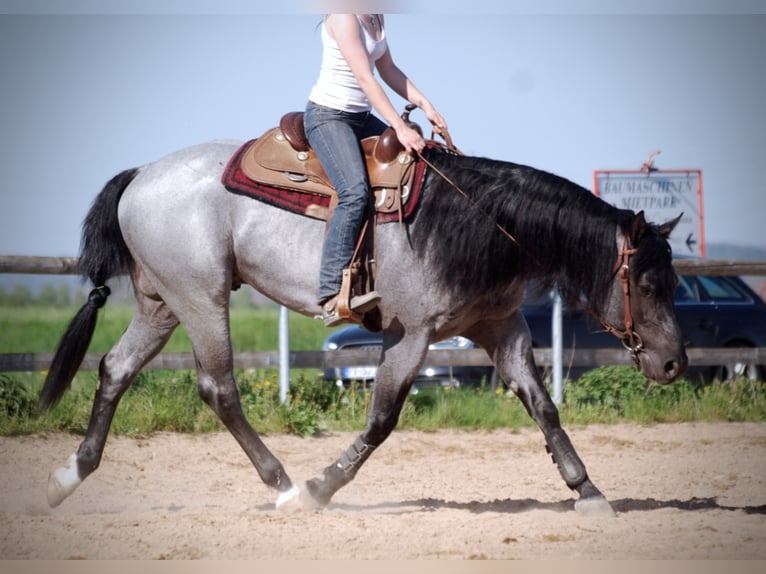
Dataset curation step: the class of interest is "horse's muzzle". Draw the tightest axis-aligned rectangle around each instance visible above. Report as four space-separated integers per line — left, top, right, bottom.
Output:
640 347 688 384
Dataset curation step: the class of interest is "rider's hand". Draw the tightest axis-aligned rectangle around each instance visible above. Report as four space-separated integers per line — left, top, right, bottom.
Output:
421 102 447 135
394 123 426 154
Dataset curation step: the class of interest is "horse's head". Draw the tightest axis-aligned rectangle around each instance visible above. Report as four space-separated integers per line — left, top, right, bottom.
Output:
601 211 688 384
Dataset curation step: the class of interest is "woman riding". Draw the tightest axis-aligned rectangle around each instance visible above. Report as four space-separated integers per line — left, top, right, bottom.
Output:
304 13 447 326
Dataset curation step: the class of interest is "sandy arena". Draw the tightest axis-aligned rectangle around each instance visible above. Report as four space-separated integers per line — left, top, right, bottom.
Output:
1 422 764 559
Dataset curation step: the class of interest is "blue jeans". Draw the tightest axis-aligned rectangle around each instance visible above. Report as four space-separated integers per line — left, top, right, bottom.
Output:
304 101 387 304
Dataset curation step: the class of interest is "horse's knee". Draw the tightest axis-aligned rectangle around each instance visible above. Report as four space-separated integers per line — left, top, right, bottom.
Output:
537 400 562 428
514 382 561 428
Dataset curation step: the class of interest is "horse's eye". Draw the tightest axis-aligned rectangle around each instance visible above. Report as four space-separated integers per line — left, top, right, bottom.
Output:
639 284 655 298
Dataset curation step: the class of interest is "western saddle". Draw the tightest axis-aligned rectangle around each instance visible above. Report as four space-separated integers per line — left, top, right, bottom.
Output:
240 106 422 222
239 105 445 326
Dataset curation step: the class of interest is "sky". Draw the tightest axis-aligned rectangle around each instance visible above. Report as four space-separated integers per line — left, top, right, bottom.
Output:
1 0 765 259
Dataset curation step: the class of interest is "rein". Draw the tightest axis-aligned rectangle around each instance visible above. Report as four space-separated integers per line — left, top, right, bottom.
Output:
416 134 644 364
416 144 520 247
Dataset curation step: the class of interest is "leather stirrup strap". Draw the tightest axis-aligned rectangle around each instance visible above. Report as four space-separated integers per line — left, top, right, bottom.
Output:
336 208 373 321
336 268 360 322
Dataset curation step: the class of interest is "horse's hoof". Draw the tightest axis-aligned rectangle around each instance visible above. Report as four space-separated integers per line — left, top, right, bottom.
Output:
574 495 615 517
298 486 324 511
275 485 302 511
304 477 333 508
275 485 325 512
47 453 81 508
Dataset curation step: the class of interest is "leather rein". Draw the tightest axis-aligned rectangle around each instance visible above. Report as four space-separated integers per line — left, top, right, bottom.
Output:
416 130 644 365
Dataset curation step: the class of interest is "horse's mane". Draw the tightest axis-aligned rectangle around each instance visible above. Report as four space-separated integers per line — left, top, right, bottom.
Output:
412 150 639 313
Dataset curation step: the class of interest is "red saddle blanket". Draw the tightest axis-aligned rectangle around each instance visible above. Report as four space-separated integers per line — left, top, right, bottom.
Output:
221 139 431 224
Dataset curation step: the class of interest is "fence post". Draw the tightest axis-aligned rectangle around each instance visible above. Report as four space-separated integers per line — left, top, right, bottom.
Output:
552 289 563 406
278 305 290 404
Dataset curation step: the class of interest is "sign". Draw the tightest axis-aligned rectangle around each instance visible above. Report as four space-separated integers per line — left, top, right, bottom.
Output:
593 169 705 257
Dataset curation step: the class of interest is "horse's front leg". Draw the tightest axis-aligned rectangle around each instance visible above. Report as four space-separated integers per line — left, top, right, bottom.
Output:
295 329 429 509
471 315 615 517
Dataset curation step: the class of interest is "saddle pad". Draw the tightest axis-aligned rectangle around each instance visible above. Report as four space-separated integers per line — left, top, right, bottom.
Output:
222 139 432 224
222 139 330 220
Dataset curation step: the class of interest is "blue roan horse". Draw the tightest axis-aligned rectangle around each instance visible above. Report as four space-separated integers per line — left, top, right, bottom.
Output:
40 140 687 516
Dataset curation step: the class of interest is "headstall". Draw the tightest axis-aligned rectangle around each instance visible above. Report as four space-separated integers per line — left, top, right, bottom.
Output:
595 236 643 365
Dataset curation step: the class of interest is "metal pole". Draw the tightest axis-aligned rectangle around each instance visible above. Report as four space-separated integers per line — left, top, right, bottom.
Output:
278 305 290 404
551 289 563 406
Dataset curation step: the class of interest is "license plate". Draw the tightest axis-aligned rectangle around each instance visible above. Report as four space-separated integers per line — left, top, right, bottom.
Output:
343 367 377 380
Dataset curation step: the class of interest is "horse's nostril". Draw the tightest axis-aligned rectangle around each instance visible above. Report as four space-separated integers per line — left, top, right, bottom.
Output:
664 360 679 378
664 355 687 380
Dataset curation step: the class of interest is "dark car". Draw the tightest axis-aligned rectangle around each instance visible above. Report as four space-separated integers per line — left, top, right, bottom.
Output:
321 327 494 392
322 273 766 387
522 274 766 382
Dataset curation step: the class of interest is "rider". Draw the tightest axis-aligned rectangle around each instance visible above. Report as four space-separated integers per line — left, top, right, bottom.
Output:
304 13 447 326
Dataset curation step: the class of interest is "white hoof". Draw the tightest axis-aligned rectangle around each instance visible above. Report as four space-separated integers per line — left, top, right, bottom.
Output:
275 485 325 512
275 485 303 511
47 453 82 508
575 495 616 518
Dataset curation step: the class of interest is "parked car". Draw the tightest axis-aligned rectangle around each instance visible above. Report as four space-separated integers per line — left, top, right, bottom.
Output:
321 328 494 392
522 274 766 382
322 273 766 387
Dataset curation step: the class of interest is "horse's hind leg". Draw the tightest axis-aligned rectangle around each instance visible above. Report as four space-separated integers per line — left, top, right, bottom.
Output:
47 294 180 507
177 304 295 503
470 316 615 517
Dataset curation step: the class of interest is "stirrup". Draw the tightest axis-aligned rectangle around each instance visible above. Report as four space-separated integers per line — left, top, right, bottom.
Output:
321 297 348 328
350 291 381 314
319 266 381 327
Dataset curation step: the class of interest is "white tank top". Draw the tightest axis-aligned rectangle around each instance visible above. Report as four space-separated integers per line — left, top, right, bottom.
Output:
308 17 388 113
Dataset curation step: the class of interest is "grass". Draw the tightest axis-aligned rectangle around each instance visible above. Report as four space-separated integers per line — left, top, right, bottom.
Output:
1 303 764 437
0 304 331 354
561 365 766 425
1 367 763 438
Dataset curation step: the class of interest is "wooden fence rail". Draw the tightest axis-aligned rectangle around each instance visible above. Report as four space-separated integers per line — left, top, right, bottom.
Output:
0 256 80 275
1 347 764 373
2 255 766 277
2 255 765 374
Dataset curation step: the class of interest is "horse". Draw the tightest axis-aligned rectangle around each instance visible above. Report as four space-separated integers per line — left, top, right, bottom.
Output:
39 139 687 516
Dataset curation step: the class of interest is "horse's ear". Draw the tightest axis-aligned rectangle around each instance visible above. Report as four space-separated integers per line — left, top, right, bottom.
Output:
630 211 647 243
657 212 683 240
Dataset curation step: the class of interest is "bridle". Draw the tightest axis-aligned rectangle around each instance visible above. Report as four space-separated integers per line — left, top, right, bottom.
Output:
416 126 645 364
592 236 644 365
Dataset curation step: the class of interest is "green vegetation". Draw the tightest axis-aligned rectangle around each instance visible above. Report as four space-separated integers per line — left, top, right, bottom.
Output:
1 302 764 437
563 365 765 425
0 301 328 354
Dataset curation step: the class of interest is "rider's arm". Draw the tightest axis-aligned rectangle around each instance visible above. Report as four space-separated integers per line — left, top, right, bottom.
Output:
327 14 425 153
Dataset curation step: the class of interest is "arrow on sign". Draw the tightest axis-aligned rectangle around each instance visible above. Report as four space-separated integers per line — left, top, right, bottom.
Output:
685 233 697 253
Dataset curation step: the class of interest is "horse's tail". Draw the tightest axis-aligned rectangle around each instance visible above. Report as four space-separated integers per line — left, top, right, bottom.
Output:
38 168 140 412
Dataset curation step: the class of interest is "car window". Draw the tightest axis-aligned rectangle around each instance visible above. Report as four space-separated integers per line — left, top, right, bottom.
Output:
696 276 749 302
674 276 698 303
